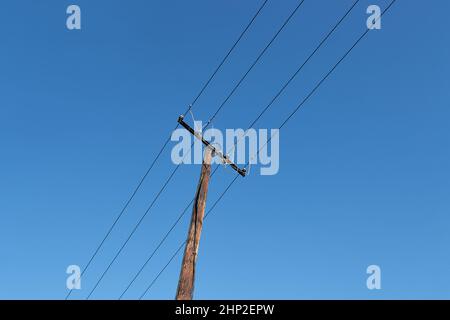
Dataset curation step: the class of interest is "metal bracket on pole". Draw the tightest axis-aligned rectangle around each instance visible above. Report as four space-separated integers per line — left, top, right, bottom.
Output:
177 115 247 177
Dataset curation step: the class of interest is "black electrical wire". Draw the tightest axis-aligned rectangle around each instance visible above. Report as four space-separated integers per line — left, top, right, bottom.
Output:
118 165 220 299
118 0 360 299
85 0 307 299
65 0 268 300
138 0 398 299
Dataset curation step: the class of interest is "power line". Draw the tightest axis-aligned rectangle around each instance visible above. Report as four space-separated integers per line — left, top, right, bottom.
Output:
86 0 307 299
65 0 268 300
203 0 306 129
118 165 220 299
64 129 172 300
138 0 398 299
224 0 361 152
139 173 241 300
189 0 270 108
85 163 183 299
118 0 360 299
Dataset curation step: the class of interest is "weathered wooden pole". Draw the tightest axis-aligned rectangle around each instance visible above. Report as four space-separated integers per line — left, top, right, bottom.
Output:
176 147 214 300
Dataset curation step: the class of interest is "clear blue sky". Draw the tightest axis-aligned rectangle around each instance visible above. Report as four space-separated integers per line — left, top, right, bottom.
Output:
1 0 449 299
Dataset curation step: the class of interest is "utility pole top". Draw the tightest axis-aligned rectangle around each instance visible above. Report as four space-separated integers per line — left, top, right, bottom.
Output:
178 115 247 177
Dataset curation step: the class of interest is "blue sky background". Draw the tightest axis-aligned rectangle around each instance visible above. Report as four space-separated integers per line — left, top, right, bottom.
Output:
0 0 449 299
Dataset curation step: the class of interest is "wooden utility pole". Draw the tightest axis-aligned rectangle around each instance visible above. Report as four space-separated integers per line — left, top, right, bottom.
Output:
176 147 213 300
175 115 246 300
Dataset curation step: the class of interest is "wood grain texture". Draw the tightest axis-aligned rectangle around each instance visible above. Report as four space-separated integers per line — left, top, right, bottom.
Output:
176 147 213 300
